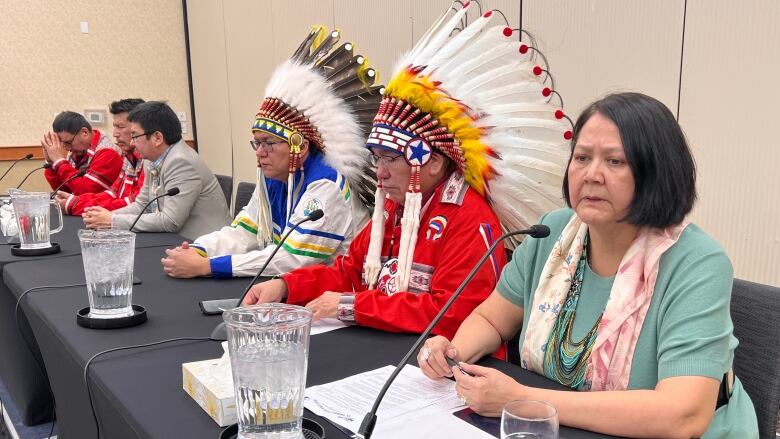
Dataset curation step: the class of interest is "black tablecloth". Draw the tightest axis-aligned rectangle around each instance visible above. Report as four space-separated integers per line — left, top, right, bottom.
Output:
4 249 616 439
0 214 185 425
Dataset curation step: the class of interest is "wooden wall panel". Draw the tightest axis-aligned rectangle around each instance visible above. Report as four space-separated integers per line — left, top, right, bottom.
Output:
187 0 233 176
523 0 685 117
679 0 780 286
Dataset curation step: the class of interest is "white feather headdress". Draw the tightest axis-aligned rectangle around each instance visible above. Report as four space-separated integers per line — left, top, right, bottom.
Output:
363 2 572 291
251 26 383 243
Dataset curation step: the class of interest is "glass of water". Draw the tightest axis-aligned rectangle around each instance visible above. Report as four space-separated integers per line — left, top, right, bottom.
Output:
78 229 135 318
501 400 559 439
223 304 312 439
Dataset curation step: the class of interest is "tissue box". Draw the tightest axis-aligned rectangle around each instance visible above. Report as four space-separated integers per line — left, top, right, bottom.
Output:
182 358 236 426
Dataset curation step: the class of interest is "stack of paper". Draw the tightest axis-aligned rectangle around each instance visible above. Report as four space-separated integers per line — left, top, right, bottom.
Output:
305 365 493 438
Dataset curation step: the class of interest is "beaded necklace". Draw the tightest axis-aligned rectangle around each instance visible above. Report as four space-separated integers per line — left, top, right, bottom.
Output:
542 236 602 390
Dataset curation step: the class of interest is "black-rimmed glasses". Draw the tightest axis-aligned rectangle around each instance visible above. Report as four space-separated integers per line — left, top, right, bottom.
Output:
249 139 284 153
130 132 153 143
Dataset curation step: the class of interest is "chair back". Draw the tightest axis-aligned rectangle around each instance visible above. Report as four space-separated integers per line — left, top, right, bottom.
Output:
215 174 233 211
730 278 780 439
234 181 256 218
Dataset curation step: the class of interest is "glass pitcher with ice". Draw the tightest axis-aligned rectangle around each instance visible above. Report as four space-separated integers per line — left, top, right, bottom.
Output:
223 304 312 439
9 190 63 249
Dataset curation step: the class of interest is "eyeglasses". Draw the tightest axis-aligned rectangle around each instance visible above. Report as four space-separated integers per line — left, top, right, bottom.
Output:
130 132 152 143
250 139 285 153
369 153 404 167
61 134 78 147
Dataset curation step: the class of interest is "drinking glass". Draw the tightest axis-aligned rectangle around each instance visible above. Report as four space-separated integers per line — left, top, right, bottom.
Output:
501 400 559 439
78 229 135 318
223 304 312 439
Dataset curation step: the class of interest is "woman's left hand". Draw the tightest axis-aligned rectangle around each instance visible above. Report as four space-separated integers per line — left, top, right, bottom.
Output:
452 363 527 417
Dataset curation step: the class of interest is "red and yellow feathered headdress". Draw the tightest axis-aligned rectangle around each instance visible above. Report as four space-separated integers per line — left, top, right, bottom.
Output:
364 2 572 291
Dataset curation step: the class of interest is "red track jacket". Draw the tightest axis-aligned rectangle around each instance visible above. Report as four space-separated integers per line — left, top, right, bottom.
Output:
284 173 506 340
45 129 123 195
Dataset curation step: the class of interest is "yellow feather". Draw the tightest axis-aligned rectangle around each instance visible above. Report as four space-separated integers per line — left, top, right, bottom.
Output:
386 68 494 195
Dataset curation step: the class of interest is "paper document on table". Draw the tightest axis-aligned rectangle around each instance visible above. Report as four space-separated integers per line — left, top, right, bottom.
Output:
310 317 347 335
304 365 464 434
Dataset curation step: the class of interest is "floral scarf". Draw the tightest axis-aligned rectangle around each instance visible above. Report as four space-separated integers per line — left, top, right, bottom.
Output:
521 214 688 391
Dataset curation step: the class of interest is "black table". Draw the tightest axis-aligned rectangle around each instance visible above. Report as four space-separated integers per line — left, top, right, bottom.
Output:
4 250 615 439
0 214 185 425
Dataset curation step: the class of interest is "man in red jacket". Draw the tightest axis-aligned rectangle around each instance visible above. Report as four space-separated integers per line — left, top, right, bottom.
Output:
243 117 508 340
54 99 146 215
42 111 123 195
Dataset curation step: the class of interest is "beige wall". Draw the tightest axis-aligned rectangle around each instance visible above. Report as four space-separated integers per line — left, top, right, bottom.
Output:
188 0 780 287
0 0 192 191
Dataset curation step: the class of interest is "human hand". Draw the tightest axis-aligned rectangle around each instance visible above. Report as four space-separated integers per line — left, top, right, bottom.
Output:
452 363 527 417
42 132 67 162
243 278 287 305
82 206 113 229
54 191 70 209
419 335 460 379
161 242 211 278
305 291 341 320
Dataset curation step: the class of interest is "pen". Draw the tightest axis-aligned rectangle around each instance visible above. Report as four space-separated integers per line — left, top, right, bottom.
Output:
445 356 474 377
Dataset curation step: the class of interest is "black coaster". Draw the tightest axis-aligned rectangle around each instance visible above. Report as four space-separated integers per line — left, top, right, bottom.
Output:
11 242 60 256
76 304 147 329
220 418 325 439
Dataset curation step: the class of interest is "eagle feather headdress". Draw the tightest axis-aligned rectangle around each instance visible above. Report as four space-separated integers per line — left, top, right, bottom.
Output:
251 26 383 244
364 2 572 291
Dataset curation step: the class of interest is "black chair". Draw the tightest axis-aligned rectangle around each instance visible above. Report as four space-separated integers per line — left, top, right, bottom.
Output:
730 278 780 439
234 181 256 218
215 174 233 211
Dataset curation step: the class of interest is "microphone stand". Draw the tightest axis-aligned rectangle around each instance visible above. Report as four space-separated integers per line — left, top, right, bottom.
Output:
0 153 33 183
200 209 325 319
16 163 51 189
357 226 549 439
50 169 87 199
128 188 180 232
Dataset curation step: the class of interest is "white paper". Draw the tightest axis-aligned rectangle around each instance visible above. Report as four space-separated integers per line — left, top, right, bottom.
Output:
310 317 347 335
304 365 465 435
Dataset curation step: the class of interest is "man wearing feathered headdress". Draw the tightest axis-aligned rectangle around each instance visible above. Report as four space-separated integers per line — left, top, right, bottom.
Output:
161 26 382 279
244 2 571 341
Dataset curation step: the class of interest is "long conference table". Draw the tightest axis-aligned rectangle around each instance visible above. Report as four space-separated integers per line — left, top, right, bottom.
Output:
0 214 184 425
1 217 618 439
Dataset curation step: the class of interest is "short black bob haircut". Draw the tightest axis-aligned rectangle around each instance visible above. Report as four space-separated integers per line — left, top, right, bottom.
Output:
562 92 697 228
109 98 145 115
52 111 91 134
127 101 182 146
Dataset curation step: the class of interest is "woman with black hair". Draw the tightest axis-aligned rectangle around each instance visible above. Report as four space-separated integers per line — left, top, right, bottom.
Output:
420 93 758 438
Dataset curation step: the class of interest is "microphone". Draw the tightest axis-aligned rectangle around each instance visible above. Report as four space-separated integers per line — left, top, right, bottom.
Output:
50 169 87 198
16 163 52 189
203 209 326 334
0 153 34 183
128 187 180 232
357 224 550 439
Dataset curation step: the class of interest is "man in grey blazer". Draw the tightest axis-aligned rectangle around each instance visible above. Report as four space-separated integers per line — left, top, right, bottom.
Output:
82 101 231 239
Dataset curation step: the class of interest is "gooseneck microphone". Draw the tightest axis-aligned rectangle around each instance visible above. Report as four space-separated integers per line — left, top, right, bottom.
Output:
357 224 551 439
128 187 180 232
201 208 325 317
0 153 34 183
49 169 87 198
16 163 52 189
203 209 325 333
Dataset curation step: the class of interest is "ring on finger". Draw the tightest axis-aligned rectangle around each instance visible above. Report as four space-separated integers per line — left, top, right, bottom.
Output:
458 393 467 405
420 346 432 362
